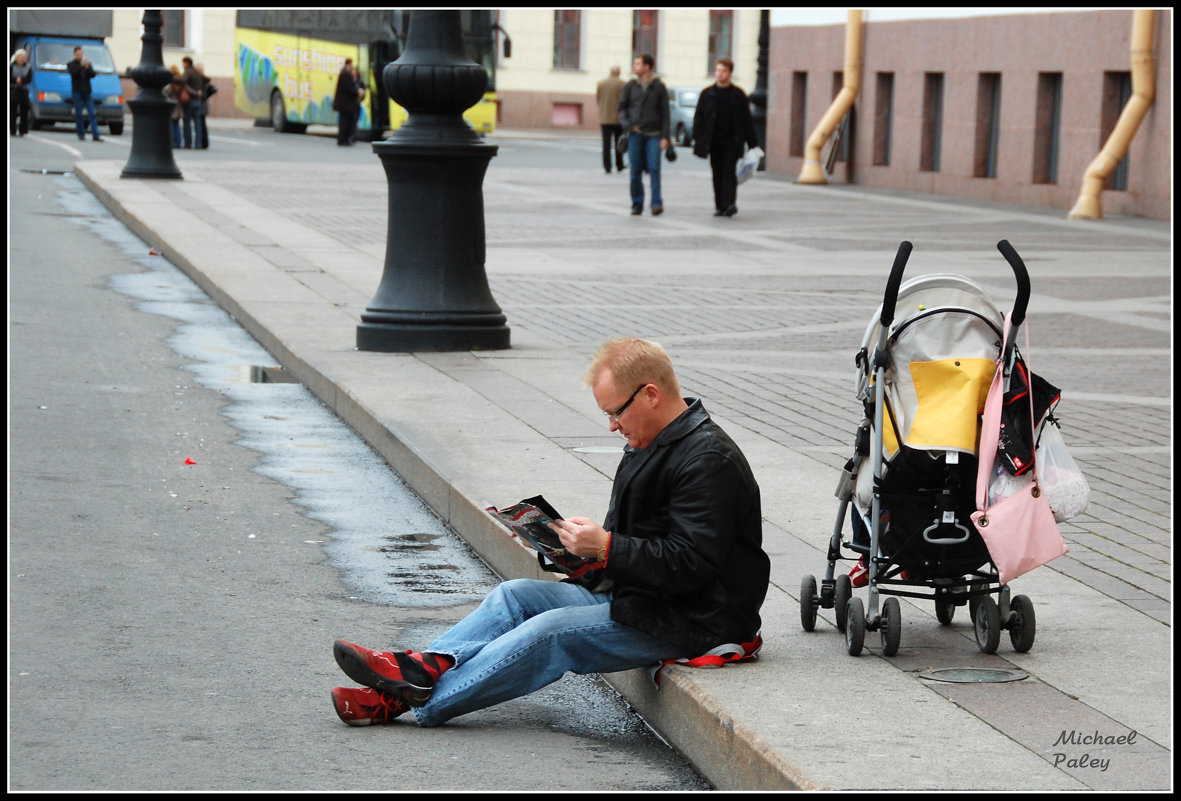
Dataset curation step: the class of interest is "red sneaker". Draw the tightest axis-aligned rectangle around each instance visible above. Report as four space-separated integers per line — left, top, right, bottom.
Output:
848 558 869 588
333 639 451 706
331 686 407 726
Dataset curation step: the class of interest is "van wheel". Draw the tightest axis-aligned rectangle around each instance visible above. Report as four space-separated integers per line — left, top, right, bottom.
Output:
109 122 124 136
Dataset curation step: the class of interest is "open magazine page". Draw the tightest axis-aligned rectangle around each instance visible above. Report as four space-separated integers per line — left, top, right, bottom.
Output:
485 495 592 575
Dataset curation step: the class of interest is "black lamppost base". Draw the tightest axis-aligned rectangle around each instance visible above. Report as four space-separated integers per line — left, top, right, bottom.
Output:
356 320 510 353
121 96 182 179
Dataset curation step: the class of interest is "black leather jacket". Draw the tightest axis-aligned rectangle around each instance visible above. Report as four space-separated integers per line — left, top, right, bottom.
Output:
571 398 769 654
692 82 759 159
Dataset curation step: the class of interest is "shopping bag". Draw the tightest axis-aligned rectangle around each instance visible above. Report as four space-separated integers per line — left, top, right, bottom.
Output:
972 317 1067 584
736 146 764 184
1035 418 1090 522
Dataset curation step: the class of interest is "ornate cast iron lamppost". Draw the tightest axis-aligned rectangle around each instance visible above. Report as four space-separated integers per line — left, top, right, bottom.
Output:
356 10 509 352
121 10 182 179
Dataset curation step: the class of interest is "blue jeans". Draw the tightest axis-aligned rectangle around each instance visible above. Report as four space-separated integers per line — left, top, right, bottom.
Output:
73 93 101 139
628 133 663 211
411 578 685 727
170 118 182 148
183 100 203 148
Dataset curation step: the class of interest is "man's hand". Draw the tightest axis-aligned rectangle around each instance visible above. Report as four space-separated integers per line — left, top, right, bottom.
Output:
551 516 610 559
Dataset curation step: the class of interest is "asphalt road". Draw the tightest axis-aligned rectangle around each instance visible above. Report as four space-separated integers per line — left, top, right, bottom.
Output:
7 132 710 791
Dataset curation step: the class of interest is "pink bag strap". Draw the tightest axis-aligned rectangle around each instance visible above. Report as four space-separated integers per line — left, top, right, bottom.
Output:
976 316 1039 511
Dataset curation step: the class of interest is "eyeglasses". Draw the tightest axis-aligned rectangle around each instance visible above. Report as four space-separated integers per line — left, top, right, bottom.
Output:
604 384 648 421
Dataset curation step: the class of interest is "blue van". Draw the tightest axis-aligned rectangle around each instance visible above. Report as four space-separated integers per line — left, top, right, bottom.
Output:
15 35 125 135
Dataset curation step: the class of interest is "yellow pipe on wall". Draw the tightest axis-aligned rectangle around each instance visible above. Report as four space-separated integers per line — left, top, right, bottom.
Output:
1068 9 1157 219
798 9 863 185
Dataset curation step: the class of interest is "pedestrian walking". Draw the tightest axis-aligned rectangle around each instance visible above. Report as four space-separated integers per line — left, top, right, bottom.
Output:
10 49 32 137
618 55 670 216
333 58 362 147
67 46 102 141
198 64 215 149
330 337 770 728
692 59 760 217
597 65 625 174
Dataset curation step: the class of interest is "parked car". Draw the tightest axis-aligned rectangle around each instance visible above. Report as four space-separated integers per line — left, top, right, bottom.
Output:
668 87 699 147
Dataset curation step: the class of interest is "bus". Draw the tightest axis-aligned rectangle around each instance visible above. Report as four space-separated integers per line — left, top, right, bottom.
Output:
234 10 505 139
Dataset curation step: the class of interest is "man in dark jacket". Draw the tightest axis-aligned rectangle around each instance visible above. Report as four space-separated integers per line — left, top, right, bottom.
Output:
617 54 670 216
333 58 362 146
693 58 760 217
67 46 102 141
330 337 770 727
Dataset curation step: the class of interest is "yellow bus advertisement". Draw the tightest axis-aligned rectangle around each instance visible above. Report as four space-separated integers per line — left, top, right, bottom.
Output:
235 27 496 136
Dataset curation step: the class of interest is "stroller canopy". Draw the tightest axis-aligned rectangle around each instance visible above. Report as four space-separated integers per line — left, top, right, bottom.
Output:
859 274 1004 456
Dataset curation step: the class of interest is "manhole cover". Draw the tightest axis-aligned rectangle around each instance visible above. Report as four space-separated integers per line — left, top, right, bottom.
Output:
919 667 1028 683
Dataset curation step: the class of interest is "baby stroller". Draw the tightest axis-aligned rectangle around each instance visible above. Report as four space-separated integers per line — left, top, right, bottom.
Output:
800 240 1042 656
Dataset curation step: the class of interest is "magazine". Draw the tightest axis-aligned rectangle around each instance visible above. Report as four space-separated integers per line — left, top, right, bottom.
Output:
485 495 593 575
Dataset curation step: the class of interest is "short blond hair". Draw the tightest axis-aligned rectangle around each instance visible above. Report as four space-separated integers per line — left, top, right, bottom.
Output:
584 337 681 398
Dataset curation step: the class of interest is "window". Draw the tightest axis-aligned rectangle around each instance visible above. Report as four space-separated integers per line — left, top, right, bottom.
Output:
708 11 733 73
161 10 185 48
790 71 807 158
553 10 580 70
1032 72 1062 184
873 72 894 166
920 72 944 173
974 73 1002 178
1102 71 1132 191
632 10 659 63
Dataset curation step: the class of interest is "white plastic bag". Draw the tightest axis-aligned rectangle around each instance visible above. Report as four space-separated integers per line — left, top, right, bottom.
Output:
1035 420 1090 522
736 147 764 184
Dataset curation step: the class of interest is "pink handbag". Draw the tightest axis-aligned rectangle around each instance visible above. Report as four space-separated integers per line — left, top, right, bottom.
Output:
971 318 1068 584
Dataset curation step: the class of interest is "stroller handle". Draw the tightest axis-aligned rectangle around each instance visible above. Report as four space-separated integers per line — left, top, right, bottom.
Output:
878 240 914 327
996 239 1031 329
879 240 1031 331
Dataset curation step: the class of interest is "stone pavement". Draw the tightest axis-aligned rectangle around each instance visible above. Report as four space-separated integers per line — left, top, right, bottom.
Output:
74 122 1171 790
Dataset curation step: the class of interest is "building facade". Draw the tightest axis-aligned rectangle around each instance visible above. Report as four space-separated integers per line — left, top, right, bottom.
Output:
490 9 763 129
766 9 1171 220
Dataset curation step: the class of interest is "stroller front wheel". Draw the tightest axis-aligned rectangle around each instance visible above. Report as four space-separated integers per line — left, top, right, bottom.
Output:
845 597 866 656
974 596 1001 653
881 597 902 656
1008 594 1036 653
935 598 956 626
834 573 852 632
799 575 819 631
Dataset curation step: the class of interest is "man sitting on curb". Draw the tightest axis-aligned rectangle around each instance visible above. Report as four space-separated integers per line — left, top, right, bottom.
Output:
332 337 770 726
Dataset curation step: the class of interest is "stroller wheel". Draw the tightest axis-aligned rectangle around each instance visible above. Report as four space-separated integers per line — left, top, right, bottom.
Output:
799 575 819 631
974 596 1001 654
935 599 956 626
881 597 901 656
1008 594 1036 653
845 597 865 656
834 573 852 633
